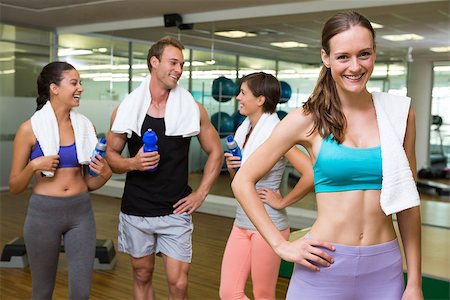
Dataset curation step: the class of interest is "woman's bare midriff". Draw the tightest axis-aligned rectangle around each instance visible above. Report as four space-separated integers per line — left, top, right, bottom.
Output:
32 167 88 197
310 189 397 246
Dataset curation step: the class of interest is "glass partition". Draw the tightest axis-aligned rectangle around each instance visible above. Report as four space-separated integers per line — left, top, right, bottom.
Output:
368 62 407 95
0 23 51 188
278 61 321 111
429 62 450 169
131 42 150 90
238 56 276 76
58 34 130 102
0 24 50 97
191 49 237 133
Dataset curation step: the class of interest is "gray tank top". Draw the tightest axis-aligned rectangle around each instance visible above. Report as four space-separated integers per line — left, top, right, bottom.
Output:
234 157 289 231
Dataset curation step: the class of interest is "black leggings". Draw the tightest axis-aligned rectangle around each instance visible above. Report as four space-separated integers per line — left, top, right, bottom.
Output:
24 193 96 300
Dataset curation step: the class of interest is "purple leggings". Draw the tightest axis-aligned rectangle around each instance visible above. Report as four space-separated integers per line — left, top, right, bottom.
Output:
286 236 404 300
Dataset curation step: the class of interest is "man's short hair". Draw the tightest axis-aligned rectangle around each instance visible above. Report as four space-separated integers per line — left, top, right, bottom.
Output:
147 36 185 71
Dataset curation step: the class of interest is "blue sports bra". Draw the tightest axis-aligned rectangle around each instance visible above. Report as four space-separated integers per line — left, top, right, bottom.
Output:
313 135 382 193
30 141 80 168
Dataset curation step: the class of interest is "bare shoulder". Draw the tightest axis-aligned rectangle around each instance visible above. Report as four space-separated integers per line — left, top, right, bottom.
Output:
15 119 36 145
196 101 207 114
284 107 313 124
109 105 119 123
17 120 34 136
196 102 210 123
278 108 315 138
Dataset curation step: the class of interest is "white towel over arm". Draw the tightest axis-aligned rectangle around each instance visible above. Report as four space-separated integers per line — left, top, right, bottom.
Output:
372 92 420 215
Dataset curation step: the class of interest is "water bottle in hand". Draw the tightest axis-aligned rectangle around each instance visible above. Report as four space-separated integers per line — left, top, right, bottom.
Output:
88 137 107 176
142 128 158 172
226 135 242 170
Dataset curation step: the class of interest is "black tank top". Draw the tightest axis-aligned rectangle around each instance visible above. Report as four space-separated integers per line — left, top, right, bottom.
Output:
121 115 192 217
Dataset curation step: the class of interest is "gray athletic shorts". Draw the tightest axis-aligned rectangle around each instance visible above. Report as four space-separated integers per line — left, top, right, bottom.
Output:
118 212 193 263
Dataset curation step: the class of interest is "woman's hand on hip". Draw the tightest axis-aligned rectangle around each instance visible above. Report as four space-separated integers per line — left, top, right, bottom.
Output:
275 237 335 271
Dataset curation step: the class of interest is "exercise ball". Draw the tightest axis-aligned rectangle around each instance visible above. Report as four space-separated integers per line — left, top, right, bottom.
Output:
279 81 292 103
276 110 288 120
211 112 235 137
212 77 236 102
232 110 246 131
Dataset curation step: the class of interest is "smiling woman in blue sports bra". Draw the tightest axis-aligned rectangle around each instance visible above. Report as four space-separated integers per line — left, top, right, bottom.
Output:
9 62 112 300
232 11 422 300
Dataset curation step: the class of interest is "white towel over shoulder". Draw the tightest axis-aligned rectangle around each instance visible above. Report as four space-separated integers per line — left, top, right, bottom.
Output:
30 101 98 177
372 92 420 215
234 113 280 165
111 75 200 138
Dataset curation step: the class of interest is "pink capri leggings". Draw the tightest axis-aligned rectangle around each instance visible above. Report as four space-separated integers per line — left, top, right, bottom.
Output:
220 226 290 300
286 234 404 300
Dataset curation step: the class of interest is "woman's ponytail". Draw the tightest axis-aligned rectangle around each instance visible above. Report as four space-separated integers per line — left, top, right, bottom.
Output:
35 61 75 111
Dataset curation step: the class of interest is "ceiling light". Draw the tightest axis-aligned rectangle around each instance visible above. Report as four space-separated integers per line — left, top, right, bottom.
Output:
58 48 93 56
214 31 256 38
270 41 308 48
370 22 383 29
381 34 423 41
430 46 450 53
97 47 108 53
205 60 216 65
433 65 450 71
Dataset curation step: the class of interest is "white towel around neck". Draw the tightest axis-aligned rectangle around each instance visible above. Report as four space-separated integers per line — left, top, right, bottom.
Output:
372 92 420 215
234 113 280 165
30 101 98 177
111 75 200 138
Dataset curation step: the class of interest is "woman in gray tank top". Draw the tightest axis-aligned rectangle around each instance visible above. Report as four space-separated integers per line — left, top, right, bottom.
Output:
219 72 314 300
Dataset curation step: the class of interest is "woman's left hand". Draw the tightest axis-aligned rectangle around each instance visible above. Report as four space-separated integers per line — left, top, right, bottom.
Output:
258 188 284 209
89 153 112 180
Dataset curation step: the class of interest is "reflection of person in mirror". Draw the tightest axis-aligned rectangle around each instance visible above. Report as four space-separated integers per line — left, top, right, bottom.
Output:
9 61 112 300
106 36 222 299
232 11 422 300
220 72 314 300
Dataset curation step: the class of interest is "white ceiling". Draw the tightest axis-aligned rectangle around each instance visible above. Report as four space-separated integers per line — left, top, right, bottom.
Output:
1 0 449 64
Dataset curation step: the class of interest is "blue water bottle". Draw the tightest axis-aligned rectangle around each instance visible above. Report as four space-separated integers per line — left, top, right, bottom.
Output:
226 135 242 170
88 137 107 176
142 128 158 172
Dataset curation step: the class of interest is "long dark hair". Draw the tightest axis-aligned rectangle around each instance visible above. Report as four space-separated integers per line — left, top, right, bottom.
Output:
36 61 76 111
240 72 280 113
302 11 375 143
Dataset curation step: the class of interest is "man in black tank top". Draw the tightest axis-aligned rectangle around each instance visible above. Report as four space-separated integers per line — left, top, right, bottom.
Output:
106 37 222 299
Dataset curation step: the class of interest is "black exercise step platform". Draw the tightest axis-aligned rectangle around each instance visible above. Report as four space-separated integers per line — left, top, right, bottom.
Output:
0 237 28 268
417 179 450 197
0 237 117 269
93 239 117 270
